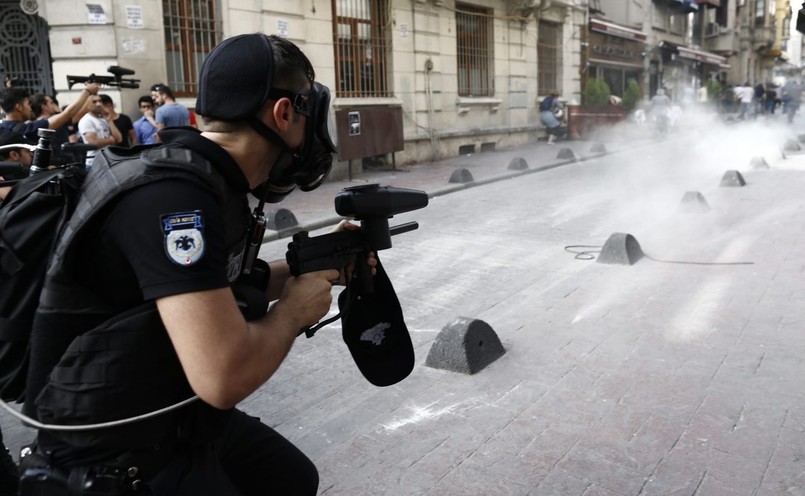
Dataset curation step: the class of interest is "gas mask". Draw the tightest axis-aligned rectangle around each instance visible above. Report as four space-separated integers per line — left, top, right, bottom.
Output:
253 81 337 203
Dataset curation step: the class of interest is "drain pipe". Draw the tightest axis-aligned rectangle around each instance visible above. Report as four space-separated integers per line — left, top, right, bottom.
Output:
425 57 437 161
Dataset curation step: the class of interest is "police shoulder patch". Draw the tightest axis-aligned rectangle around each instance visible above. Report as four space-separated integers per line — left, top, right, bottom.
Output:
161 211 205 266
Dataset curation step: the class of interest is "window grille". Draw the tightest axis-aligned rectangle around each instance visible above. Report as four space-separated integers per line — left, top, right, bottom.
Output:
162 0 222 97
538 21 561 96
456 3 493 97
332 0 391 98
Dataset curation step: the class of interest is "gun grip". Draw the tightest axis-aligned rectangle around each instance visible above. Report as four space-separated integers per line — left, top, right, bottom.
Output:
355 250 374 294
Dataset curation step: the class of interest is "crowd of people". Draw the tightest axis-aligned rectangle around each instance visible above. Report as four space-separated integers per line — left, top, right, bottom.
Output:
721 80 803 123
0 80 195 178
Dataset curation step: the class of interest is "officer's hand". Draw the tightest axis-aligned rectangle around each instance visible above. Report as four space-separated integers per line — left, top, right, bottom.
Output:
277 269 340 328
332 220 378 284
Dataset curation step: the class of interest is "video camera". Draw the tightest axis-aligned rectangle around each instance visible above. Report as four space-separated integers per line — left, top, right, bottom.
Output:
66 65 140 90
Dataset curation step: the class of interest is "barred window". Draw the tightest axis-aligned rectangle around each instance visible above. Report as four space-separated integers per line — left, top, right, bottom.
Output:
162 0 222 97
538 21 561 96
456 3 494 97
332 0 391 98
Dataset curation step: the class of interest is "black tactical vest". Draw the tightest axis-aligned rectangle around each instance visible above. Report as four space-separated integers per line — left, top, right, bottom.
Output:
23 145 252 452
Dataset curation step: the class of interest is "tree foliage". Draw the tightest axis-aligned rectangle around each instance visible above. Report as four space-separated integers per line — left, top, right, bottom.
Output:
582 78 612 106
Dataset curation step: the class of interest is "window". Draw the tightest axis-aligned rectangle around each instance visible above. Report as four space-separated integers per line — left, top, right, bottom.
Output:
716 3 728 26
162 0 222 97
755 0 766 26
332 0 391 98
669 11 687 34
456 3 493 97
538 21 561 96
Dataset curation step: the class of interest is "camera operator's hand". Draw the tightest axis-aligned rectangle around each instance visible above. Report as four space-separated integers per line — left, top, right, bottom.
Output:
274 269 340 328
332 220 378 284
84 82 100 95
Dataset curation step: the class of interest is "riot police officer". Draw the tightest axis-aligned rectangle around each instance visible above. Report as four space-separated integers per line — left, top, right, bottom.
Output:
21 33 351 495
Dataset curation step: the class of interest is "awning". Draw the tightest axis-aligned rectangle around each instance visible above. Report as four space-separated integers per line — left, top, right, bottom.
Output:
669 0 699 13
588 58 645 70
694 0 720 7
677 46 729 67
589 19 647 43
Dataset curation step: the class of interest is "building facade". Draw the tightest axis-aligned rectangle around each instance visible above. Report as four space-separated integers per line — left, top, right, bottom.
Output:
0 0 795 173
0 0 588 171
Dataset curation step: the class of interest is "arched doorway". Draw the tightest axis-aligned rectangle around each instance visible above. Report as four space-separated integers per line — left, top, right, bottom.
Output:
0 1 53 95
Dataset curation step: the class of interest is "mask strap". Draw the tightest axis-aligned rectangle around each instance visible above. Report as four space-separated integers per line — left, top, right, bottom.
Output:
246 115 290 150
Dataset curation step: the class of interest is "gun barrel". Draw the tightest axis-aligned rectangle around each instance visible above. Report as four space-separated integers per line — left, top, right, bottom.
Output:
390 221 419 237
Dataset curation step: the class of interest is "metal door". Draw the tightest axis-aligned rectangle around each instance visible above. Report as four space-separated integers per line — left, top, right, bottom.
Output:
0 1 53 95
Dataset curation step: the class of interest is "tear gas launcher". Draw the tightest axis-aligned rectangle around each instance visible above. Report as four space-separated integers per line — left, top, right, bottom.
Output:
285 184 429 335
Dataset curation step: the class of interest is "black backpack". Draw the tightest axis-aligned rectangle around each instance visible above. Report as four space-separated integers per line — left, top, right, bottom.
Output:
0 146 221 402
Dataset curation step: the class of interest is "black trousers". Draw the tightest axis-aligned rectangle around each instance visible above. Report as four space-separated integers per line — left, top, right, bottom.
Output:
0 428 19 495
146 409 318 496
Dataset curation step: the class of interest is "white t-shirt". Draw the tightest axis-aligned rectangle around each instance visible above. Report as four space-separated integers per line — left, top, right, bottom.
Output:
734 86 754 104
78 113 111 168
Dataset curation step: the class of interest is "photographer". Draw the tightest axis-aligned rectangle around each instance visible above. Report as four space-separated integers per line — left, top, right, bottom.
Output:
0 132 34 200
21 33 368 495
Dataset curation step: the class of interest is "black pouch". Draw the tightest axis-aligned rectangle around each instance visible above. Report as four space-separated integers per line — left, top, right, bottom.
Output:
339 257 414 387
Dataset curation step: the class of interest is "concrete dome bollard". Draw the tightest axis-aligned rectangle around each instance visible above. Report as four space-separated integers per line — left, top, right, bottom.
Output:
719 170 746 187
556 148 576 161
749 156 769 170
425 317 505 375
678 191 710 213
449 168 474 184
596 233 644 266
590 143 607 153
783 139 801 152
507 157 528 171
266 208 298 231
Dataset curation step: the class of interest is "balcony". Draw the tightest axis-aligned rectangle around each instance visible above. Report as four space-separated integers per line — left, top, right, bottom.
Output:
751 26 777 51
654 0 699 14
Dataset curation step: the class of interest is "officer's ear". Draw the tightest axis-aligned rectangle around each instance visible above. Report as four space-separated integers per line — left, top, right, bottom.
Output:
265 97 293 132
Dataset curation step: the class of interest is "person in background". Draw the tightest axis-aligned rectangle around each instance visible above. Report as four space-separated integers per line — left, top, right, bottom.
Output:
0 83 99 143
650 88 672 133
538 90 564 145
133 95 159 145
30 93 80 162
734 82 754 120
0 131 34 200
77 94 122 168
765 84 777 115
99 94 136 147
152 83 190 130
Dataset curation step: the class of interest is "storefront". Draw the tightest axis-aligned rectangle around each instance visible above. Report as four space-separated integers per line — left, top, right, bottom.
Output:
586 19 646 98
659 41 729 100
